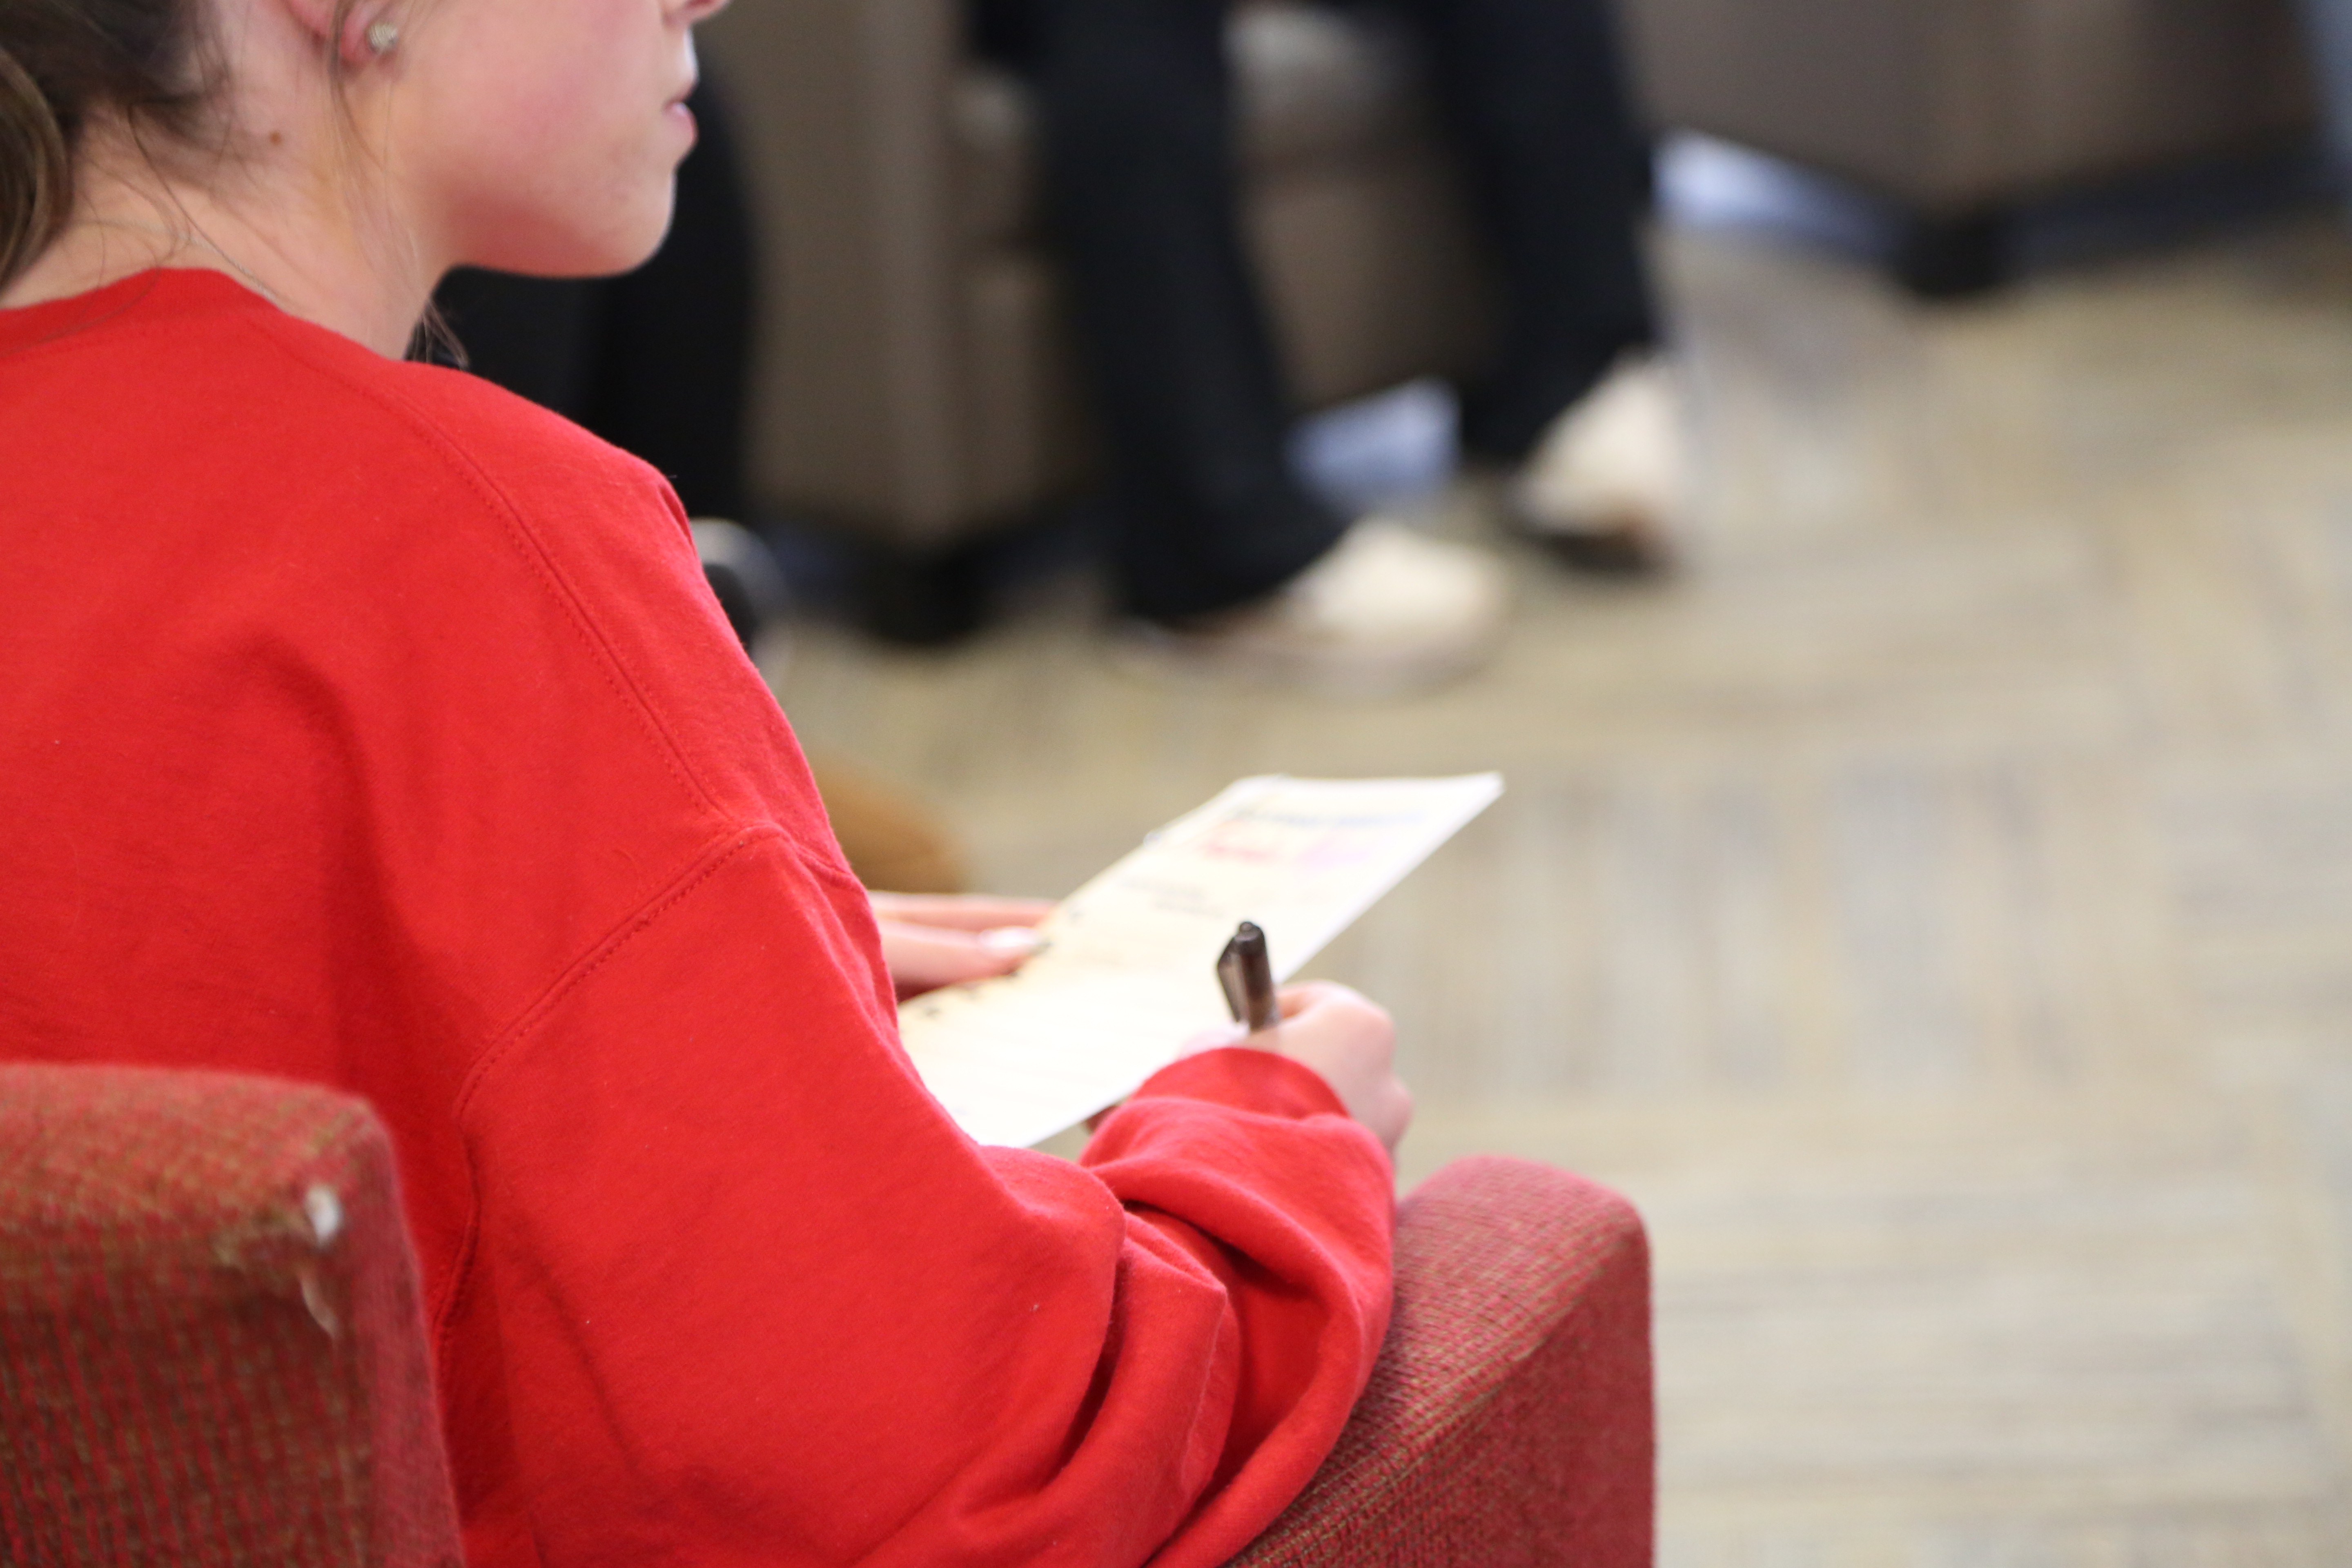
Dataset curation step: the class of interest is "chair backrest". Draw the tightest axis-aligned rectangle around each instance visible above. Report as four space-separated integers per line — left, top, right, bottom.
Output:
1631 0 2315 211
0 1064 462 1567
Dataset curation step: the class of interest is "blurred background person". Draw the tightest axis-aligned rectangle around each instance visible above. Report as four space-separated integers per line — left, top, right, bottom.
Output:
970 0 1687 691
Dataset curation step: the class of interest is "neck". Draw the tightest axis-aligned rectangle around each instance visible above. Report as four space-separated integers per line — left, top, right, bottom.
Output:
0 117 439 358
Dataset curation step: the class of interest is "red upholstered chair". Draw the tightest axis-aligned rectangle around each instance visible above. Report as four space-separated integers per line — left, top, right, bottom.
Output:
0 1065 1653 1566
0 1067 463 1567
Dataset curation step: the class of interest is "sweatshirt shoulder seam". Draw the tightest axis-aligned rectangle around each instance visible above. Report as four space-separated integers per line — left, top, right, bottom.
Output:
233 309 728 824
428 820 796 1361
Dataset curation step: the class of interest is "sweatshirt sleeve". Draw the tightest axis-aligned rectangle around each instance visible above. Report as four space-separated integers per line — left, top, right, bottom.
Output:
448 822 1394 1568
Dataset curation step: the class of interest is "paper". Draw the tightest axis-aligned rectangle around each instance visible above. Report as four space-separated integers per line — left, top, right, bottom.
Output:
898 773 1502 1149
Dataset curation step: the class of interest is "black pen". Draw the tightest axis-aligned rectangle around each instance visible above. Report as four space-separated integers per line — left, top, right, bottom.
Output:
1216 921 1279 1034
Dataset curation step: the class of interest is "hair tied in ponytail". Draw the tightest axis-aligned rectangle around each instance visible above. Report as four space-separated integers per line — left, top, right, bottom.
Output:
0 42 71 291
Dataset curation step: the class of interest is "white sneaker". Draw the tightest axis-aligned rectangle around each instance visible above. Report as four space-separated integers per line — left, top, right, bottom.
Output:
1120 519 1508 696
1510 352 1688 575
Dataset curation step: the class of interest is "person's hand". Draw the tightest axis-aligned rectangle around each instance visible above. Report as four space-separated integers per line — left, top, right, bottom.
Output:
871 892 1054 1000
1264 982 1412 1154
1182 981 1411 1155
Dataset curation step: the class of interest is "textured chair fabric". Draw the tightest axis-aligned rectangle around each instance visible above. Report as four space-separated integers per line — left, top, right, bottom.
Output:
0 1065 461 1568
0 1069 1651 1566
698 0 1492 547
1235 1157 1654 1567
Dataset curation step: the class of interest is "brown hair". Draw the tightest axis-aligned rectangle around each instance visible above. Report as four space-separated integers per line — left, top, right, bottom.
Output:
0 0 231 289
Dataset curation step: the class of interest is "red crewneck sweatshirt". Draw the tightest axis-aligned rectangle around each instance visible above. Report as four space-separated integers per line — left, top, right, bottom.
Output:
0 270 1394 1568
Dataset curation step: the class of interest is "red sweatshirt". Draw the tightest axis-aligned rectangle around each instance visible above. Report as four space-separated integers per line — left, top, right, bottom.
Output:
0 270 1394 1568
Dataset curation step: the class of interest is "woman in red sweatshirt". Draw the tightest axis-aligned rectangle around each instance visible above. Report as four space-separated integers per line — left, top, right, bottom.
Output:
0 0 1411 1558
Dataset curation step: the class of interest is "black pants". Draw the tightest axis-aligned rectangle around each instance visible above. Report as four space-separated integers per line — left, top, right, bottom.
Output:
431 81 755 521
973 0 1657 619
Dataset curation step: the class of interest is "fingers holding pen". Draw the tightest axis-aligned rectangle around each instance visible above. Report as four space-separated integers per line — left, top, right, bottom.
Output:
875 895 1411 1153
1263 982 1411 1155
1177 981 1412 1156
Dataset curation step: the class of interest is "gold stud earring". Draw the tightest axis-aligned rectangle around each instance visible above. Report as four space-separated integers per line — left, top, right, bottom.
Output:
365 18 399 52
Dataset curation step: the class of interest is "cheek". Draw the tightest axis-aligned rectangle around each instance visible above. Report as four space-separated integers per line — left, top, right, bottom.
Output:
439 42 632 183
408 42 683 274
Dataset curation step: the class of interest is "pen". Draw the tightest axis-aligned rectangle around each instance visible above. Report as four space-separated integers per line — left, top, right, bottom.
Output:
1216 921 1279 1034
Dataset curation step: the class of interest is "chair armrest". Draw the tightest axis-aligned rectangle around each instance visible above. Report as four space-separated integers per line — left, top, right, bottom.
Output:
1230 1156 1655 1567
698 0 973 541
0 1065 461 1565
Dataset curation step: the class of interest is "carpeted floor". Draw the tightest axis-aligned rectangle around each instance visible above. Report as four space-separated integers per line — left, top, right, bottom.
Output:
768 217 2352 1564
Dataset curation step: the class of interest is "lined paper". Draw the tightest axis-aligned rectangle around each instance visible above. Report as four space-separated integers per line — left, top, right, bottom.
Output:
898 773 1502 1148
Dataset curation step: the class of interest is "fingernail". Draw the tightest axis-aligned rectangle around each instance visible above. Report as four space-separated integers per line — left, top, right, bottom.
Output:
978 927 1042 955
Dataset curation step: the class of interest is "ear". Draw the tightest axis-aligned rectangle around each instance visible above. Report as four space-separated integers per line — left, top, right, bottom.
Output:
277 0 395 67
